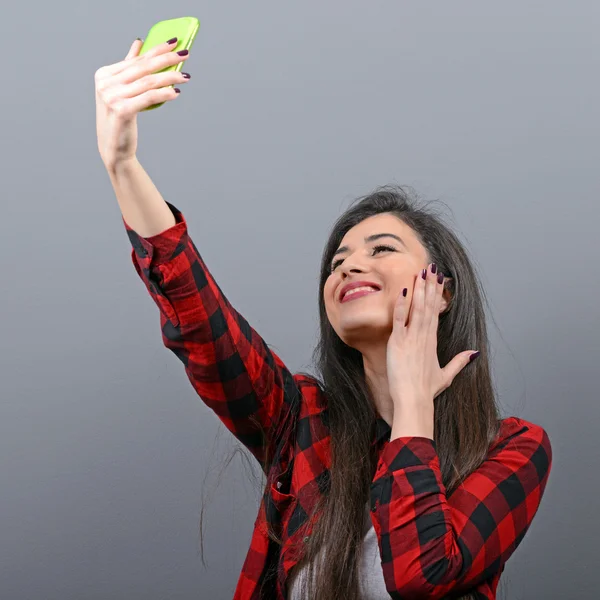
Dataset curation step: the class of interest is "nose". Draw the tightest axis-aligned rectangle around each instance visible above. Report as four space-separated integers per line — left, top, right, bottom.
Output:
341 266 363 277
339 253 369 276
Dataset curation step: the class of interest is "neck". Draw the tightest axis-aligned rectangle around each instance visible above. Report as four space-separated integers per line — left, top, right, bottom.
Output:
360 343 395 427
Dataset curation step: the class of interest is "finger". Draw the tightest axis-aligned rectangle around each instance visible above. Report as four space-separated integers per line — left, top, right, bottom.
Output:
392 287 409 332
113 44 189 86
423 266 442 358
428 266 444 336
137 37 180 59
423 263 439 330
97 40 144 79
117 69 190 101
109 85 183 116
124 38 144 60
441 351 478 388
407 268 427 333
98 38 179 82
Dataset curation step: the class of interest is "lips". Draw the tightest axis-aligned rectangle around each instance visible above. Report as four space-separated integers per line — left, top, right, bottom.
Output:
339 281 381 303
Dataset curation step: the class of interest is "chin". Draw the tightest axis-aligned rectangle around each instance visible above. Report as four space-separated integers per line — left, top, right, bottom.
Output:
335 312 392 346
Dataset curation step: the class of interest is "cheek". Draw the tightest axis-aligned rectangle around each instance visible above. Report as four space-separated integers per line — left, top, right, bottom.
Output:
324 295 338 325
323 278 337 306
324 280 345 330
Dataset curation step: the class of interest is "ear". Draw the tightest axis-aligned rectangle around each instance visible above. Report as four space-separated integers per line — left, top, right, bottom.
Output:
439 277 453 314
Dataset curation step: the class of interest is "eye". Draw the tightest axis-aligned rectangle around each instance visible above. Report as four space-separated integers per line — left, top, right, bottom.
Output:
329 244 397 273
330 258 344 272
372 244 396 256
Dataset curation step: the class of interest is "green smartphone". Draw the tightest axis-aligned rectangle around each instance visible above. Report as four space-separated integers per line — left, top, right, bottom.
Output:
139 17 200 111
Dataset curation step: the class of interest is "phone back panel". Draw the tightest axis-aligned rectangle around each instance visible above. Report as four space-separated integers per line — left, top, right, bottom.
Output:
139 17 200 111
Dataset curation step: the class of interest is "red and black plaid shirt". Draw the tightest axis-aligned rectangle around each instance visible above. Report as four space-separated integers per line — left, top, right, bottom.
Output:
124 202 552 599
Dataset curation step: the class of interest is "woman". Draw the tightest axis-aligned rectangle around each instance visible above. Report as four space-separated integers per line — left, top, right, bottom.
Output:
95 39 552 600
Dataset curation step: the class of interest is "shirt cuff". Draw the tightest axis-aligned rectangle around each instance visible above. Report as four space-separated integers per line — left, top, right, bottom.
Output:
378 436 439 475
123 202 189 266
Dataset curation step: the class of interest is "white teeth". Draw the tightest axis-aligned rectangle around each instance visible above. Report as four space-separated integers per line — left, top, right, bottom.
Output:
344 286 379 299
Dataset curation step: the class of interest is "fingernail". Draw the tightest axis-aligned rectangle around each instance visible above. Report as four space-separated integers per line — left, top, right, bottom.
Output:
136 37 143 42
470 351 480 363
421 269 427 280
431 263 437 274
402 288 408 297
174 88 181 93
437 272 444 284
166 37 178 45
177 49 189 56
182 72 191 79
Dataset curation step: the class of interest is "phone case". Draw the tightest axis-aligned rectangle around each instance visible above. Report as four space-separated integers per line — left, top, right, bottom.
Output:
139 17 200 111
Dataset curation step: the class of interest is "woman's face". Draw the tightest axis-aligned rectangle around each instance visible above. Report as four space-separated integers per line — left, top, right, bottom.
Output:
324 213 442 348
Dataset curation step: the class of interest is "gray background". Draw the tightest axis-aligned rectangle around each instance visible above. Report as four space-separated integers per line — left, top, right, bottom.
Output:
1 1 597 598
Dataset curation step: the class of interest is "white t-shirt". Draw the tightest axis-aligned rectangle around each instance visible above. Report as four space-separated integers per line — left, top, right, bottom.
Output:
287 501 389 599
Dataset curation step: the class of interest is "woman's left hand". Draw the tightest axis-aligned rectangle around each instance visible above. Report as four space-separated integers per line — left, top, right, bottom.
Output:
386 263 479 408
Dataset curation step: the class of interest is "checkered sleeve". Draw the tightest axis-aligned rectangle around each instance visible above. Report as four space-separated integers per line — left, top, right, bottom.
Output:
369 419 552 599
123 202 298 472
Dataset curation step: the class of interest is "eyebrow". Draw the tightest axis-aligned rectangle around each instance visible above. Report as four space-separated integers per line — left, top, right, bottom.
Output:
332 233 408 261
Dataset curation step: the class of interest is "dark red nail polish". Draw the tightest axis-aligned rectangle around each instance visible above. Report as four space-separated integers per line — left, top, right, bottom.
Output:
174 88 181 93
431 263 437 274
166 37 178 45
437 272 444 284
177 49 189 56
402 288 407 297
421 269 427 280
182 72 191 79
470 351 480 363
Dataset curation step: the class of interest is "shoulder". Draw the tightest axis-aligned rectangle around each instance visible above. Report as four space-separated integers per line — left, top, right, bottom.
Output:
293 372 324 397
496 415 551 444
292 372 328 412
491 416 552 468
293 372 322 388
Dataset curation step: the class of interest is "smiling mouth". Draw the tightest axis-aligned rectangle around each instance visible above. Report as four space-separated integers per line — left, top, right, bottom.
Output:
341 287 381 303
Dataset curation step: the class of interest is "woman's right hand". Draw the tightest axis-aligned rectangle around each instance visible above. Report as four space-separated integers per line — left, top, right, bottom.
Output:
95 38 191 169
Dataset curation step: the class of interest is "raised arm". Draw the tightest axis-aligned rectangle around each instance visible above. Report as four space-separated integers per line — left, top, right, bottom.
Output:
96 39 300 472
122 186 298 470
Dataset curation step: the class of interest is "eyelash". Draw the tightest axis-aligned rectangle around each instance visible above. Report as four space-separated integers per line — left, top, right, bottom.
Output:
330 244 397 272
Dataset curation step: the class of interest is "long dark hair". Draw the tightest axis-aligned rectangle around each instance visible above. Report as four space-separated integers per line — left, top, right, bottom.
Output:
199 185 501 600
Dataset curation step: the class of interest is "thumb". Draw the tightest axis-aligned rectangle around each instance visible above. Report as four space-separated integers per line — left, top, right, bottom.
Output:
442 350 479 386
125 38 144 60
